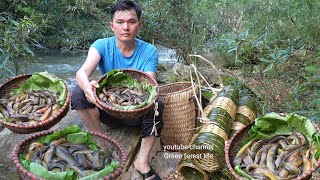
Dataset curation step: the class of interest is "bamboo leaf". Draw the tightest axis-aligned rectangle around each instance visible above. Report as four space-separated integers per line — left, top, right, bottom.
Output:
0 53 11 68
22 43 34 55
258 58 272 63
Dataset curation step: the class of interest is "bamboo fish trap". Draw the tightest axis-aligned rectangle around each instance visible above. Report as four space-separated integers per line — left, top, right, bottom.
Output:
174 55 239 179
230 89 258 137
190 85 239 172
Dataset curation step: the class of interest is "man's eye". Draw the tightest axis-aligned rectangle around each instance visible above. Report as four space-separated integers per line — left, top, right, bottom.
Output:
117 21 123 24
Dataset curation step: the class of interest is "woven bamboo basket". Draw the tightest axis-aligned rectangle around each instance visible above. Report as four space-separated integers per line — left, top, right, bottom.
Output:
0 74 70 134
94 69 158 120
12 129 127 180
159 82 196 147
225 121 320 180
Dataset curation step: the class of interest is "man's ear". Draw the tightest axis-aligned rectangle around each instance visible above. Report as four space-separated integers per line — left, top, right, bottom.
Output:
138 21 142 30
109 21 114 31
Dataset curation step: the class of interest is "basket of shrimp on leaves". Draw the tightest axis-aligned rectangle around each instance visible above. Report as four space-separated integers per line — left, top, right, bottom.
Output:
93 69 158 120
0 72 70 134
12 125 127 180
225 112 320 180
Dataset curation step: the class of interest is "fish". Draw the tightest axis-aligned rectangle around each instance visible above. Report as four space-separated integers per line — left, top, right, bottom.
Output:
75 153 91 170
85 153 102 170
43 145 56 164
266 143 279 173
0 105 9 118
259 144 272 166
280 162 300 175
242 153 254 166
254 148 263 164
302 153 312 173
0 98 12 105
275 151 287 168
48 162 66 171
67 144 90 154
55 146 80 167
40 105 52 121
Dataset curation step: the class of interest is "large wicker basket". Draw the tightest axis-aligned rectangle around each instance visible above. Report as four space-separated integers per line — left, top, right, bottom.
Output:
159 82 197 147
0 74 70 134
225 121 320 180
93 69 158 120
12 129 127 180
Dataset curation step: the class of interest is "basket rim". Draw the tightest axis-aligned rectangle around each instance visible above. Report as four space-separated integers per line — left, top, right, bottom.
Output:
225 121 320 180
11 129 128 180
159 81 194 96
0 74 70 132
93 68 159 113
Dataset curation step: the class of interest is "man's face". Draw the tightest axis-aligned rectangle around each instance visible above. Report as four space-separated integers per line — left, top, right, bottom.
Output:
109 9 141 43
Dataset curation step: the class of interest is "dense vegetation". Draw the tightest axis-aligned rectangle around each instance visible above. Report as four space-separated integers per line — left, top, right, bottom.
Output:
1 0 319 120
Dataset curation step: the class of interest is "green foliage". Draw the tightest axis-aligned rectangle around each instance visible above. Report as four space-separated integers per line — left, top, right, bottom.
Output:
1 0 319 122
140 0 209 63
0 11 45 80
258 47 292 77
215 31 263 68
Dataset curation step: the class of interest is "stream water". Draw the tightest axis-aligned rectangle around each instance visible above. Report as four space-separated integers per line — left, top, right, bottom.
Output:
0 45 177 180
25 45 177 88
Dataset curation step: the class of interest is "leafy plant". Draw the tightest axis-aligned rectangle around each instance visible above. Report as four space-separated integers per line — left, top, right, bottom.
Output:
0 13 45 81
258 47 292 77
216 31 263 68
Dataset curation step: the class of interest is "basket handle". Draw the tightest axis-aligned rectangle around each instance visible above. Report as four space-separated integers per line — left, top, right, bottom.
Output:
188 54 225 123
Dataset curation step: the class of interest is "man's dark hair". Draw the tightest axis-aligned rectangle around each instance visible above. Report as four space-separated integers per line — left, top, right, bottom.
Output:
111 0 142 20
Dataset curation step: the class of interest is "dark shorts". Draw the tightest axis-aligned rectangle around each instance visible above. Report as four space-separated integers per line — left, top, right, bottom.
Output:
71 85 164 138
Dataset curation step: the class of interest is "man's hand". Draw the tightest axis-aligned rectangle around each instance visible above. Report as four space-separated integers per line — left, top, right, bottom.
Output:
84 80 103 109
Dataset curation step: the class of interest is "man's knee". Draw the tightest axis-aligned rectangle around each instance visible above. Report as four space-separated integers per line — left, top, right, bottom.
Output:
71 85 95 110
157 98 164 114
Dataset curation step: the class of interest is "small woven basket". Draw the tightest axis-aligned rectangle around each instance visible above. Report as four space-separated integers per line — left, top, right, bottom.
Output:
0 74 70 134
225 121 320 180
94 69 158 120
159 82 196 147
12 129 127 180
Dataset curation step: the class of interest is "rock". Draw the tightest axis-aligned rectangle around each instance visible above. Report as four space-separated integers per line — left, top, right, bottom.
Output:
172 62 190 78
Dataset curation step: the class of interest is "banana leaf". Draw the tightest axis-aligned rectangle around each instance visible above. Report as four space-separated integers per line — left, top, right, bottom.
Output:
37 125 98 150
97 69 157 110
30 162 76 180
78 161 120 180
10 71 67 107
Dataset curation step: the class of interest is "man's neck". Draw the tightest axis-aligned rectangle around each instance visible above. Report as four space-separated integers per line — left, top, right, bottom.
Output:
116 39 136 57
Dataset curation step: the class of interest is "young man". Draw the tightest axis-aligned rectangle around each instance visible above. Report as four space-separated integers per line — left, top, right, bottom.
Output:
71 1 163 180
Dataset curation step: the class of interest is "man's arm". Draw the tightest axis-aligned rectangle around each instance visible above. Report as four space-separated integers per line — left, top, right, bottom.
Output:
76 47 101 105
146 72 156 80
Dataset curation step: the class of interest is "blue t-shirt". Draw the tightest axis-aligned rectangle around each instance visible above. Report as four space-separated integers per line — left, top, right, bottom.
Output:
91 36 158 75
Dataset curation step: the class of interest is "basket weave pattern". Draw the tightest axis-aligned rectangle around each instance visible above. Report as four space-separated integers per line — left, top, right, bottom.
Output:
159 82 196 147
94 69 158 120
225 121 320 180
0 74 70 134
12 129 127 180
